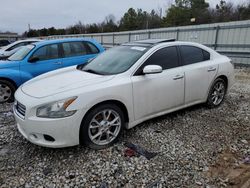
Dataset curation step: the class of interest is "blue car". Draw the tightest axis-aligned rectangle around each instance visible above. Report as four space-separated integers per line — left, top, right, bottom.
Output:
0 38 104 103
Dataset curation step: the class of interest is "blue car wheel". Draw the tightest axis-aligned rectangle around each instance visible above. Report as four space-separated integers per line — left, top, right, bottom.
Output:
0 79 16 103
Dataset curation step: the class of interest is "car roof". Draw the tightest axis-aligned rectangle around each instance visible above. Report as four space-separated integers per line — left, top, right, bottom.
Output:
33 38 98 47
123 38 176 47
0 39 41 50
14 39 42 43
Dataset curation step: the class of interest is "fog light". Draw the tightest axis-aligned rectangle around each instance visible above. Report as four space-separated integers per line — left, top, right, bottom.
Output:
44 135 55 142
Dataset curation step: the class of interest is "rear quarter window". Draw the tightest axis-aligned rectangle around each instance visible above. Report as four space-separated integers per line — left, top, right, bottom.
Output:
84 42 99 54
203 50 210 61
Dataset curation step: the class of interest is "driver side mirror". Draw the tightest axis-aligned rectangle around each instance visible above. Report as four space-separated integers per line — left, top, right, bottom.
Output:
28 56 39 63
143 65 163 75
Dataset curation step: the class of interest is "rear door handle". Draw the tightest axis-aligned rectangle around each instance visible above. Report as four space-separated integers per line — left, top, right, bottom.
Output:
173 75 184 80
53 62 62 65
207 67 216 72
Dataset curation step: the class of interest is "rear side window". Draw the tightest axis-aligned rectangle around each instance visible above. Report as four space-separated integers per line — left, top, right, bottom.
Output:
180 45 210 65
62 43 72 57
62 42 87 57
31 44 59 61
70 42 87 56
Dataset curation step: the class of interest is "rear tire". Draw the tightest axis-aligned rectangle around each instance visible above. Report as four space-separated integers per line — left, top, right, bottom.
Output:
0 79 16 103
206 78 226 108
80 104 124 150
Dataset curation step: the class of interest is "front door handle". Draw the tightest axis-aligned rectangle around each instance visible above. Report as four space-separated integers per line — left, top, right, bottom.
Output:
173 75 184 80
54 62 62 65
207 67 216 72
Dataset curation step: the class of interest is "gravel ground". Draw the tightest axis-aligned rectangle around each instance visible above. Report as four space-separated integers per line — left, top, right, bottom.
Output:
0 67 250 188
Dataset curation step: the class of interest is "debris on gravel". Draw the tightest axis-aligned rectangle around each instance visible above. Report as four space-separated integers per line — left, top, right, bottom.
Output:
0 67 249 187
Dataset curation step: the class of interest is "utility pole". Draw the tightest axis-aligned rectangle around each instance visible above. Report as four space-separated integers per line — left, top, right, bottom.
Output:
159 8 162 18
146 20 149 29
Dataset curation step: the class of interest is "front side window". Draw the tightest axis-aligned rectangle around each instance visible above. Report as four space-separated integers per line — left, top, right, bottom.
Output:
135 46 179 75
79 45 148 75
180 46 210 65
31 44 59 61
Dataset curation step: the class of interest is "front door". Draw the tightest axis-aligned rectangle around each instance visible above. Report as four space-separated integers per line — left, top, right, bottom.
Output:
20 43 63 82
131 46 185 121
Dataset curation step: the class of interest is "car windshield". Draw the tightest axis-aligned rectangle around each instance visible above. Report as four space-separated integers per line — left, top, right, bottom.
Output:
81 45 148 75
8 44 35 61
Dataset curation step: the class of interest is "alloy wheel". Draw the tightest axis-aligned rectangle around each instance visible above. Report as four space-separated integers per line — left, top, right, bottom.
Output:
211 81 225 106
0 83 12 103
88 109 121 146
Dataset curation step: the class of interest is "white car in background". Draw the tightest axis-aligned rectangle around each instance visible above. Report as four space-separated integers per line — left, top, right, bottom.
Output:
14 39 234 149
0 39 41 60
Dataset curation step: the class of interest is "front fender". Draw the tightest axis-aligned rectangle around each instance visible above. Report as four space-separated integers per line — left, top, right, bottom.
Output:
19 70 34 84
0 69 22 87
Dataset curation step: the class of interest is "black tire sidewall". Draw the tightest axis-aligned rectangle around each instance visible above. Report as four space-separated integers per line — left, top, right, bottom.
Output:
206 78 226 108
80 103 125 150
0 80 16 103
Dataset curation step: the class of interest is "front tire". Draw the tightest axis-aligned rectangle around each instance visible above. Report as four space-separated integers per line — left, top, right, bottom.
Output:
206 78 227 108
0 80 16 103
80 104 124 150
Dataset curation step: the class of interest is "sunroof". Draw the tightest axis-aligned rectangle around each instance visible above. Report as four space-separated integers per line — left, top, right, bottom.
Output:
123 38 176 47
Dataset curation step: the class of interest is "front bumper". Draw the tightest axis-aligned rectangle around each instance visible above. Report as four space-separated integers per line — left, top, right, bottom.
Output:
13 91 86 148
14 107 84 148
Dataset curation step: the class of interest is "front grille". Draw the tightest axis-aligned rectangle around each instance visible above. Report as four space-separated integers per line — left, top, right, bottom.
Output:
16 101 26 117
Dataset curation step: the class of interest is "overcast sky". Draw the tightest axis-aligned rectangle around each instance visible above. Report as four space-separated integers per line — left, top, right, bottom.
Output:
0 0 248 34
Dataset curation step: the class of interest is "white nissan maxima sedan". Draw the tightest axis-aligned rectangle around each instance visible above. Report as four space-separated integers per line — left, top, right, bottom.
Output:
14 39 234 149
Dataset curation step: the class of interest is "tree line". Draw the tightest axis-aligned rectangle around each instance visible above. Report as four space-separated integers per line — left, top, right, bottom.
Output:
23 0 250 37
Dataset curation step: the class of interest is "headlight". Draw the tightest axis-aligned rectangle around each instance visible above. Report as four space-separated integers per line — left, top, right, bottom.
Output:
36 97 77 118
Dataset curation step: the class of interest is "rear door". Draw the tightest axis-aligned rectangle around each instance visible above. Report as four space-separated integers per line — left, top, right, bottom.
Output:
131 46 185 120
20 43 63 82
179 45 218 105
61 41 99 67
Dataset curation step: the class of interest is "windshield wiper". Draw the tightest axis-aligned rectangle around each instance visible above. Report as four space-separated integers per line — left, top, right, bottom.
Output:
83 69 103 75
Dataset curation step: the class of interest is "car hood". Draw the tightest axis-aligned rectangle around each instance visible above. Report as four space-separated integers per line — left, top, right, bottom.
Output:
21 67 115 98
